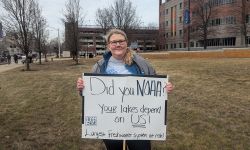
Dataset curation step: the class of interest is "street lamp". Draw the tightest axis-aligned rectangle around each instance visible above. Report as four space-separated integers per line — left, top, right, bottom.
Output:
49 27 61 58
57 28 61 58
85 43 89 59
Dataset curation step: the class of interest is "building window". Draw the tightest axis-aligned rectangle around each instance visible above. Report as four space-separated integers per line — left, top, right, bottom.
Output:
246 36 250 44
179 2 182 9
179 30 182 36
190 42 194 47
199 37 236 47
225 16 236 24
215 18 221 25
179 43 182 48
179 16 182 23
246 14 250 23
209 0 236 7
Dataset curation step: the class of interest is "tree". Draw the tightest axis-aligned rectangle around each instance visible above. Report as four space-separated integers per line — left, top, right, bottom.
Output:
49 38 59 57
147 22 158 29
62 0 83 65
0 0 37 70
191 0 214 49
32 1 47 64
95 0 141 33
95 8 113 34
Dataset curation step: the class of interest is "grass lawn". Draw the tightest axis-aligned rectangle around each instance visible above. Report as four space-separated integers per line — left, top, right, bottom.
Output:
0 56 249 150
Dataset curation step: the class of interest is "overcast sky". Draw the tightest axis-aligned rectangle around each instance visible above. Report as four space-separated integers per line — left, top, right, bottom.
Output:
40 0 159 40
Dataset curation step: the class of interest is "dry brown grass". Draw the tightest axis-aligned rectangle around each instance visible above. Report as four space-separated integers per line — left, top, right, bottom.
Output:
141 49 250 59
0 56 249 150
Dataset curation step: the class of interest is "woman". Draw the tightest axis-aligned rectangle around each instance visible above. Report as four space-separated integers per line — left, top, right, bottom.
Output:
77 28 173 150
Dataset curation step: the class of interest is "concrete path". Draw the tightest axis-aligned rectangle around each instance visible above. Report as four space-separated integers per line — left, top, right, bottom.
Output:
0 57 72 73
0 61 23 73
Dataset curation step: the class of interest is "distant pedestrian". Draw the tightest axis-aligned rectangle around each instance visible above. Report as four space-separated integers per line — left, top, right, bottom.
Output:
13 54 18 64
7 54 11 64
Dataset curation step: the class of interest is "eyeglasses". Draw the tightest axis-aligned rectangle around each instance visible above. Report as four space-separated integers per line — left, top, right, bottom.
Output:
109 40 127 46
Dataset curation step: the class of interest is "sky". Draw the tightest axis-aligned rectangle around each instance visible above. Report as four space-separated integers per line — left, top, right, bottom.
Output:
39 0 159 40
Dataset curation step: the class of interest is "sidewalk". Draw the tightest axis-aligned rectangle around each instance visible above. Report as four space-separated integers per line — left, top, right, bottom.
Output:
0 62 23 73
0 57 72 73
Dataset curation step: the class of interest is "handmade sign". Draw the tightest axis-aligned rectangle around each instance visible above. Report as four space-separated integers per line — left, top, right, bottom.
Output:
82 73 168 140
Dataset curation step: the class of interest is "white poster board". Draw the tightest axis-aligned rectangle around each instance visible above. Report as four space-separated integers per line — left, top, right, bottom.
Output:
82 73 168 140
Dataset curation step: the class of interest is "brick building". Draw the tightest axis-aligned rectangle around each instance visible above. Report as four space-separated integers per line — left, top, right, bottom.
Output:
126 27 159 50
0 32 21 55
159 0 167 50
159 0 185 50
65 25 159 55
159 0 250 50
78 26 105 55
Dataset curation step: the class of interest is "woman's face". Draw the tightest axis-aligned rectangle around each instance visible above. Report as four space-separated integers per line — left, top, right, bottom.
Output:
107 33 128 60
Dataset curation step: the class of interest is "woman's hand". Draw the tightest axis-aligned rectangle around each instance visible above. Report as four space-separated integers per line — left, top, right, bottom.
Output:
77 77 84 92
166 82 174 93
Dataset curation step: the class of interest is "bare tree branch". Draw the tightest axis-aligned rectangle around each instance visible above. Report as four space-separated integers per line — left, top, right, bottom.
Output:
95 0 141 33
191 0 214 49
62 0 83 64
0 0 37 70
32 0 47 64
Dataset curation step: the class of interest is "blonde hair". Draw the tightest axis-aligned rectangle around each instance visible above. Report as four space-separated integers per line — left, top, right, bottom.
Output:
106 28 134 65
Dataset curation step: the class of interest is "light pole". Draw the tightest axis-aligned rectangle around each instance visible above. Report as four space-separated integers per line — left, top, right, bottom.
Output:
57 28 61 58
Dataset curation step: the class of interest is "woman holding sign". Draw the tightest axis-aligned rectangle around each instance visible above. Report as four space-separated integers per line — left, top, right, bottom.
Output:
77 29 173 150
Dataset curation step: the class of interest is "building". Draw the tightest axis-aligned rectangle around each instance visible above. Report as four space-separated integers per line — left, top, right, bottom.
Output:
159 0 184 50
65 24 159 55
0 32 21 56
78 26 105 55
126 27 159 50
160 0 250 50
159 0 167 50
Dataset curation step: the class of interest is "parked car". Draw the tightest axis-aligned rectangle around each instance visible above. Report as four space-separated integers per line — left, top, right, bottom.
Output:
79 51 96 58
96 50 106 55
32 53 37 59
16 53 23 59
21 55 26 60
